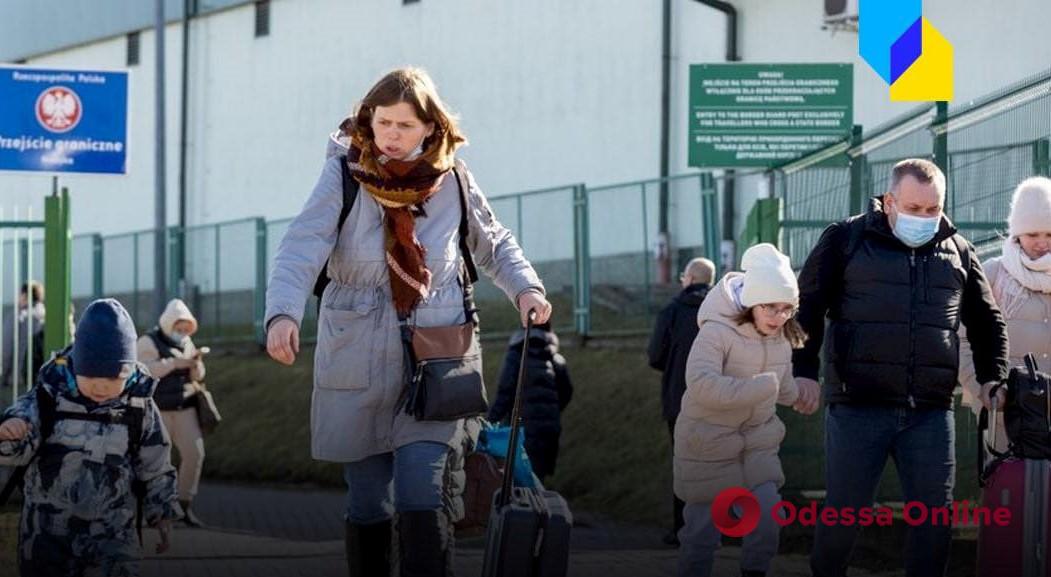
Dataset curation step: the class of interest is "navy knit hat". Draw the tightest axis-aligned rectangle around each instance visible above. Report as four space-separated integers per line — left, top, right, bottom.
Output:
72 299 138 378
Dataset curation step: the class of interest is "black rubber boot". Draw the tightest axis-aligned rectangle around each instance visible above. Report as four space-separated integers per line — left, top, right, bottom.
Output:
345 519 392 577
179 499 204 528
397 510 454 577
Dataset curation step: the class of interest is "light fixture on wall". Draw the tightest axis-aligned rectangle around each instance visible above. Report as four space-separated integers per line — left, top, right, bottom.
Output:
823 0 859 32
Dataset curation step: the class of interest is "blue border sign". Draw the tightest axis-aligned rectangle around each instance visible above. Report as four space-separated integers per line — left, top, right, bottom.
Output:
0 65 129 175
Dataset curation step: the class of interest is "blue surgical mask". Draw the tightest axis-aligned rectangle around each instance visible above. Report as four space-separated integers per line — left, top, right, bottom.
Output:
893 210 940 248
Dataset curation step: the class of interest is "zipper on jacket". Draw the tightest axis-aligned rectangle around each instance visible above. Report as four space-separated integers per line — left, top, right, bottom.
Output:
907 249 917 409
923 255 931 303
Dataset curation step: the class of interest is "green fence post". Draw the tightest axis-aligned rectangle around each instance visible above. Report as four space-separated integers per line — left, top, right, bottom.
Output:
44 199 59 351
1033 138 1050 177
254 218 268 345
44 190 72 353
849 125 864 215
641 183 651 312
516 194 524 249
63 189 71 337
759 198 783 247
214 224 222 338
700 173 720 271
738 199 760 263
933 101 949 175
92 234 104 299
19 238 28 288
132 233 140 325
572 184 591 338
167 227 181 299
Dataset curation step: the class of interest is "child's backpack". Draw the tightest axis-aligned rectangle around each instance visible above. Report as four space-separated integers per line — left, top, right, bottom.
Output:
0 361 149 541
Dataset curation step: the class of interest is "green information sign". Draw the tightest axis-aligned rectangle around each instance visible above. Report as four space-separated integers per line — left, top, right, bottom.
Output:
688 63 853 168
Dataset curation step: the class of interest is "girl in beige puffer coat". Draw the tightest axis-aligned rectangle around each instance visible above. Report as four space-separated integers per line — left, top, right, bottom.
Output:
675 243 808 577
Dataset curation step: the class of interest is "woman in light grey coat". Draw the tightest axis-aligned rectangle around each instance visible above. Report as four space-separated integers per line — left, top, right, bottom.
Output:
265 68 551 577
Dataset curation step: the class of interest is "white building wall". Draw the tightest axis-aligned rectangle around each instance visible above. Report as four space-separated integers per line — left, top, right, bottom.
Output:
3 0 665 237
1 0 1049 254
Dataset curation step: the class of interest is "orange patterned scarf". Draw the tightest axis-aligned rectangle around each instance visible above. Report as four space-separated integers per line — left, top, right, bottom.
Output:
343 120 460 317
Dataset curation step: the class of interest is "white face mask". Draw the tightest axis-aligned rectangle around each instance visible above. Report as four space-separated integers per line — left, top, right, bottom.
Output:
170 330 188 344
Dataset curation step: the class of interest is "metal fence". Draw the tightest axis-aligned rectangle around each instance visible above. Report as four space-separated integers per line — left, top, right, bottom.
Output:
65 173 723 343
0 190 73 404
64 70 1050 347
773 68 1051 270
71 218 268 345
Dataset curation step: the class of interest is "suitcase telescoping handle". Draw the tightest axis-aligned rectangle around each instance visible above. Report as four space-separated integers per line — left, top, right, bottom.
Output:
498 310 536 508
978 383 1006 488
1025 352 1040 380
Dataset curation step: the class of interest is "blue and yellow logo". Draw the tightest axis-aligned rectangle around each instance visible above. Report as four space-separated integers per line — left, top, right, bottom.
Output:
859 0 953 101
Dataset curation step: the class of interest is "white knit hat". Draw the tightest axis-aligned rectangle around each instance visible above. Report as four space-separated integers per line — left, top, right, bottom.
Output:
739 243 799 308
1009 177 1051 238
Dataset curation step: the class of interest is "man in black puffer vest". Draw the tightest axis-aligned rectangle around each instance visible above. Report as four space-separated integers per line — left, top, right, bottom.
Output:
795 159 1008 577
648 257 714 546
488 323 573 483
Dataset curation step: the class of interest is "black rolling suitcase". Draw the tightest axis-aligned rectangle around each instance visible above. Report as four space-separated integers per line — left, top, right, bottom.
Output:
481 311 572 577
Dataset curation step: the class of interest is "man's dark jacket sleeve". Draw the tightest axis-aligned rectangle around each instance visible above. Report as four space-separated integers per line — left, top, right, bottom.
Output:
793 223 846 380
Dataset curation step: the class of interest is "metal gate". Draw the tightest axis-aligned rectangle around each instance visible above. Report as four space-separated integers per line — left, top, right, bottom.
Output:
0 188 72 406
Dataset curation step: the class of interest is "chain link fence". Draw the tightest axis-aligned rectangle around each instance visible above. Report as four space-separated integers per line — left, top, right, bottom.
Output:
67 174 723 343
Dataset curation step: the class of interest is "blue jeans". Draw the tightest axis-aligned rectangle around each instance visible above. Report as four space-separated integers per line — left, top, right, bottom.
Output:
343 441 452 524
811 404 955 577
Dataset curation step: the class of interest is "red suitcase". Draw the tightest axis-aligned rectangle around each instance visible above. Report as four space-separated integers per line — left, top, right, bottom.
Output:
977 395 1051 577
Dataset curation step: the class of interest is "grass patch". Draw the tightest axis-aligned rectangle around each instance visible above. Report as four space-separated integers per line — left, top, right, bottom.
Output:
200 338 672 527
200 348 343 487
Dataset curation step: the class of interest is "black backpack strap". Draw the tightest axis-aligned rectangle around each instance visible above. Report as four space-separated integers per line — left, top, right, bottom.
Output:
0 386 57 506
313 155 360 305
452 160 479 285
841 216 866 263
122 396 147 544
452 161 480 325
337 155 360 235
